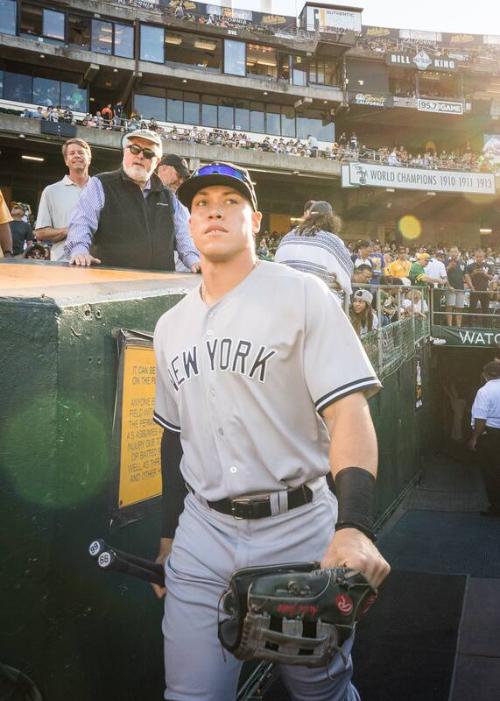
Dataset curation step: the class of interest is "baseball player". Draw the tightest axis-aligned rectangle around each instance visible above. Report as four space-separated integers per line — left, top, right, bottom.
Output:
152 162 390 701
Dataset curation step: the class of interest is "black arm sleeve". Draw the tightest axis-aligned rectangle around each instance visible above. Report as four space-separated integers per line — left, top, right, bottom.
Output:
161 428 188 538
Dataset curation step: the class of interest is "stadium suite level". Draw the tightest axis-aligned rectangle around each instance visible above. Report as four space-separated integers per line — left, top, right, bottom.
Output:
0 0 499 246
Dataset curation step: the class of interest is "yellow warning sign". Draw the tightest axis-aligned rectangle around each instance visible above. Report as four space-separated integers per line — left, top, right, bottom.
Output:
118 345 162 508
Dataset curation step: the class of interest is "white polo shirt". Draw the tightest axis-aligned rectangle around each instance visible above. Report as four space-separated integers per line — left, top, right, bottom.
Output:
425 258 447 285
471 378 500 429
36 175 87 261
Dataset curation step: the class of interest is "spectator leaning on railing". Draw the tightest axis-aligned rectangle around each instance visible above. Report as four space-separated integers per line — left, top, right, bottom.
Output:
274 200 353 299
35 138 92 261
350 288 379 337
65 129 200 272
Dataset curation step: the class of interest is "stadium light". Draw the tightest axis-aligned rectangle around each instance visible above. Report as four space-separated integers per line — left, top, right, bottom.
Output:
194 40 217 51
22 155 44 162
479 227 492 234
166 35 183 45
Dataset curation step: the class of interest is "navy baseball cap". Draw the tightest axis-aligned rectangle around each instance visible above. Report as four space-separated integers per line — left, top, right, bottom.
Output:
159 153 190 180
177 162 258 211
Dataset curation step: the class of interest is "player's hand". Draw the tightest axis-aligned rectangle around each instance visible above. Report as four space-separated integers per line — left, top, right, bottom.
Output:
70 252 101 266
321 528 390 588
152 538 173 599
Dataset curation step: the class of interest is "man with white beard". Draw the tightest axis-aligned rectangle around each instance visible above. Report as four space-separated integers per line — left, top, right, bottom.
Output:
65 130 199 271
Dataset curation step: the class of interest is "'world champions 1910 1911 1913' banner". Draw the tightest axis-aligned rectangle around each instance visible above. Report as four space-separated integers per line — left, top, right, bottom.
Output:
342 162 496 195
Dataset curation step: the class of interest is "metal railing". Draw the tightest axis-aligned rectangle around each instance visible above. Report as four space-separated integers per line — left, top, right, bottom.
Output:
344 284 431 379
429 288 500 329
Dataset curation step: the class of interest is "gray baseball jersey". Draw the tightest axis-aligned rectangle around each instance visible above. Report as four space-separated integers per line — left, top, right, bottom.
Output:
153 261 380 501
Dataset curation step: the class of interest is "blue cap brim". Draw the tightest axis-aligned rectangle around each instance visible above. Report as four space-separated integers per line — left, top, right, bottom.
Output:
177 173 257 211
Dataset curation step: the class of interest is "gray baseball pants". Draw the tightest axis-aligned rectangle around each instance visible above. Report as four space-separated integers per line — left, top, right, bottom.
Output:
163 481 360 701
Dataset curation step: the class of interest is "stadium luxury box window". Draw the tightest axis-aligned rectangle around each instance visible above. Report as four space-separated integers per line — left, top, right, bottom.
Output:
140 24 164 63
165 31 222 73
224 39 246 76
20 4 65 42
91 19 113 55
0 0 16 35
114 23 134 59
1 69 87 111
68 14 91 51
246 44 278 80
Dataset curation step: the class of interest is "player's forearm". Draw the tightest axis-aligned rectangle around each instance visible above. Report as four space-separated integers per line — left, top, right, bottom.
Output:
323 392 378 480
0 222 13 253
35 226 68 242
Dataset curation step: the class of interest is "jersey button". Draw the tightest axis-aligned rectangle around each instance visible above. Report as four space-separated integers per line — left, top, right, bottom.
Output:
208 311 215 319
230 466 238 474
210 388 216 397
218 427 224 436
206 329 214 337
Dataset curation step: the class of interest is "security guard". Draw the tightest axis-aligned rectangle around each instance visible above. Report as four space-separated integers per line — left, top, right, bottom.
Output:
469 361 500 517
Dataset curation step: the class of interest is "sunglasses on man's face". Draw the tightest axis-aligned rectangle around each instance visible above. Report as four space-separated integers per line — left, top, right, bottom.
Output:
126 144 157 159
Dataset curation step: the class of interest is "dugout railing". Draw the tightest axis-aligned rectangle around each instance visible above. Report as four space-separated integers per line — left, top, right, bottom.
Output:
344 284 431 379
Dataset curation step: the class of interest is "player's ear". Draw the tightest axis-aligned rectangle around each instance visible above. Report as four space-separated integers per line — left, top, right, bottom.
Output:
252 210 262 235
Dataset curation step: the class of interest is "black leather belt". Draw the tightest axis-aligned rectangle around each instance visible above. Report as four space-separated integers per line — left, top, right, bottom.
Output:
188 484 314 519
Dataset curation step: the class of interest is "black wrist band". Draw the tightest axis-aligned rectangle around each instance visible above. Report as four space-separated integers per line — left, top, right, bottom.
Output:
334 466 376 541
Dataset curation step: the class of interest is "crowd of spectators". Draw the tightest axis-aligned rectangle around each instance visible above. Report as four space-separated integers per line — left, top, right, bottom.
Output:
259 226 500 336
3 148 499 340
18 97 498 172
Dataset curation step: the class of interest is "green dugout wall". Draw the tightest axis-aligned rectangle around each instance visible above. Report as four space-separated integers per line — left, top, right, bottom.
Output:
0 262 436 700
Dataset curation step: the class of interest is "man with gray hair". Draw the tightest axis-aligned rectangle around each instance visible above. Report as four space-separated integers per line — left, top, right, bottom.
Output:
65 130 199 271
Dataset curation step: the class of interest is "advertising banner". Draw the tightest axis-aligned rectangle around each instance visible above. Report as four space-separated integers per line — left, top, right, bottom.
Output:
430 326 500 348
343 162 496 195
161 1 296 32
386 51 457 71
349 92 393 108
417 98 464 115
306 6 362 33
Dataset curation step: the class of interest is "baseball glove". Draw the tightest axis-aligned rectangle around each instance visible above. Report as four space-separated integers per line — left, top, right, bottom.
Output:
218 562 377 667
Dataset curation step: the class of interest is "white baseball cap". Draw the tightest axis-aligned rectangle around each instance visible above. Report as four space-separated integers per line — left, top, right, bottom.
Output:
122 129 163 158
353 288 373 304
